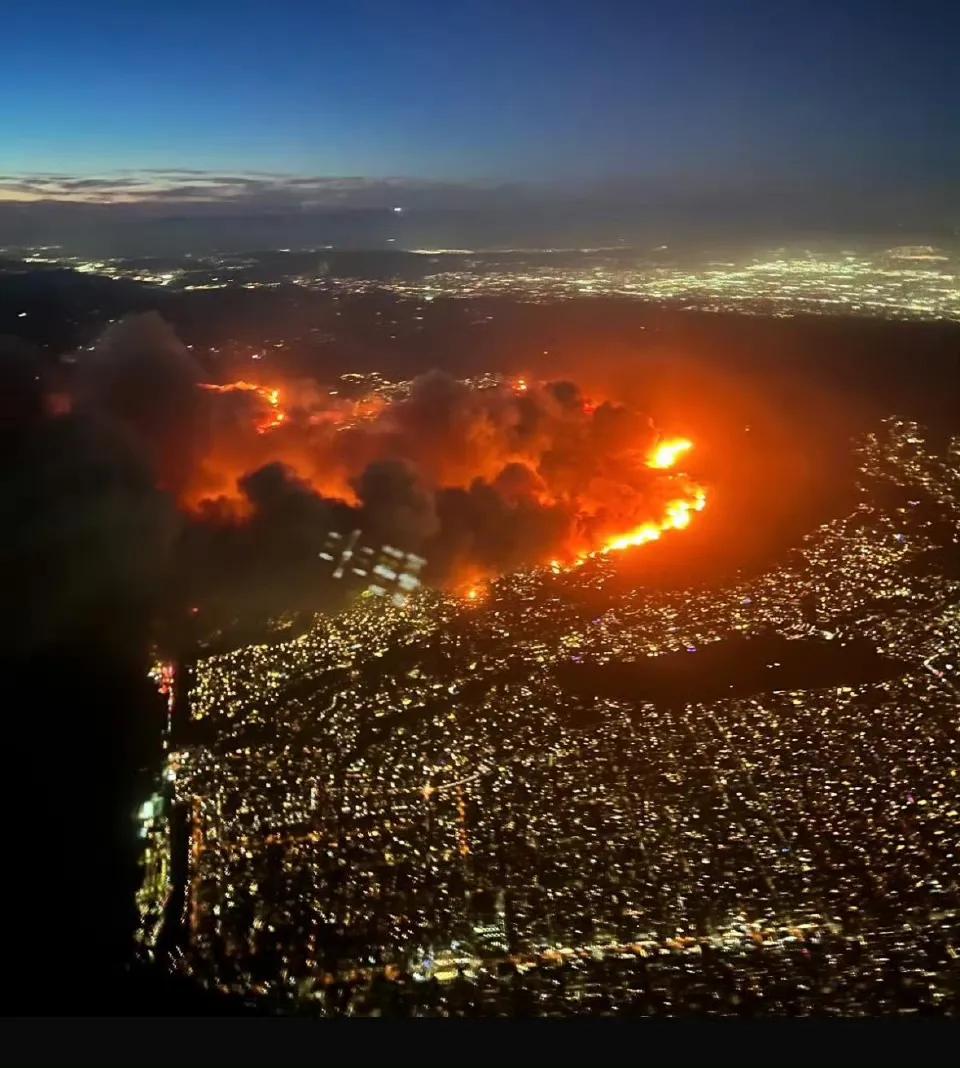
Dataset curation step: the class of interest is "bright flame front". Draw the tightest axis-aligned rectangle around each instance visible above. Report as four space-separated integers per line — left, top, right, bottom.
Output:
598 439 705 558
647 437 693 470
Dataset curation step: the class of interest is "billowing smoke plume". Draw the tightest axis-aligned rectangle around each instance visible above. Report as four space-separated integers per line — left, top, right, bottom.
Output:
2 323 180 656
73 312 205 495
354 459 440 547
24 313 704 633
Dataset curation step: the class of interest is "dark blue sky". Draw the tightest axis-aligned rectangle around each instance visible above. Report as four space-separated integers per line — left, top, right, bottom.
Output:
2 0 957 206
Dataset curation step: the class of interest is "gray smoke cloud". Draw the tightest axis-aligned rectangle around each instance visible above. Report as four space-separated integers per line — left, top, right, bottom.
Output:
15 314 697 633
74 311 205 494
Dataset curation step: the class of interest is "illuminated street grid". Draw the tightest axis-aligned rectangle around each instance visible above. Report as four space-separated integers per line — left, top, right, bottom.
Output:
143 418 960 1014
362 252 960 322
6 245 960 322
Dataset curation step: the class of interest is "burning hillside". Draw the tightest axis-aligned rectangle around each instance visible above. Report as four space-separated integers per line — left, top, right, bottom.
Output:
184 369 707 577
59 313 707 611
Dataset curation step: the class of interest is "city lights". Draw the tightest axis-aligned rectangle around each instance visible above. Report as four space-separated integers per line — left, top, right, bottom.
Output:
137 416 960 1015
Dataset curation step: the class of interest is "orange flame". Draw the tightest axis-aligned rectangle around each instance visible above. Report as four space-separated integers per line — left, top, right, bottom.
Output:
647 437 693 469
599 487 706 556
597 440 705 558
190 374 707 581
198 381 286 434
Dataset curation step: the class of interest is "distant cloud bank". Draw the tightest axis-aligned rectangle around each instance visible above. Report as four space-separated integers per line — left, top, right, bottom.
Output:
0 170 529 213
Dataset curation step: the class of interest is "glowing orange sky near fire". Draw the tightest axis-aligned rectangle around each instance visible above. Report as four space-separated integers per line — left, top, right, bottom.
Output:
192 381 707 587
595 438 705 555
455 437 707 598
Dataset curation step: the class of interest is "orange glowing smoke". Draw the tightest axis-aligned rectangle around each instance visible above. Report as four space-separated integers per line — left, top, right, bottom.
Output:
198 381 286 434
184 378 361 513
188 372 708 583
596 440 705 557
465 438 706 581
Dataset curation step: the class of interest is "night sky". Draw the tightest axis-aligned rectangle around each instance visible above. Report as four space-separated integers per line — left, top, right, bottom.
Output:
1 0 957 224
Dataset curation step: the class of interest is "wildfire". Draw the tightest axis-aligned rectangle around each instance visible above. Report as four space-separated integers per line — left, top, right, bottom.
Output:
647 437 693 469
189 370 708 585
595 440 705 558
465 437 706 582
602 437 704 559
198 381 286 434
454 576 491 603
599 487 706 556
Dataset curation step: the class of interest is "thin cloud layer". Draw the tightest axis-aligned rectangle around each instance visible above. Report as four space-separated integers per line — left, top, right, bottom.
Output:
0 170 526 212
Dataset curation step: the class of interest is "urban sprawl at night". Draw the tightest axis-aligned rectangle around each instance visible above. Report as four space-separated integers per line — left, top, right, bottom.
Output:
5 244 959 323
137 417 960 1016
6 2 959 1044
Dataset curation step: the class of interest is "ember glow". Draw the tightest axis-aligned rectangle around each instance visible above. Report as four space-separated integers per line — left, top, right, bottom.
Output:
198 381 286 434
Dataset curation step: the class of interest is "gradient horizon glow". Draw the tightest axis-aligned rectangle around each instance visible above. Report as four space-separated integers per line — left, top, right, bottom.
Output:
2 0 957 208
